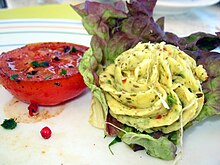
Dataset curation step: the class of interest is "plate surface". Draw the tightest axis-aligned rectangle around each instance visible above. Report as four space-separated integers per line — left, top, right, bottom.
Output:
0 19 220 165
155 0 220 14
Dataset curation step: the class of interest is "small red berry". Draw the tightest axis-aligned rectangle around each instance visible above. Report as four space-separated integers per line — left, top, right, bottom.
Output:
40 126 52 139
28 102 39 116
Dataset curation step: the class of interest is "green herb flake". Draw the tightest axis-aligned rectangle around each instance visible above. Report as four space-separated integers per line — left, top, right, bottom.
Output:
107 80 112 84
10 74 19 80
44 74 54 80
108 136 122 155
167 93 177 107
31 61 49 68
30 61 39 67
40 61 49 67
69 46 77 53
1 118 17 130
27 75 33 79
60 69 67 75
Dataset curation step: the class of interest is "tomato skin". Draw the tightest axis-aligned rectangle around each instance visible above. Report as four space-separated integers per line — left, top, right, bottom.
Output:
0 42 87 106
0 72 86 105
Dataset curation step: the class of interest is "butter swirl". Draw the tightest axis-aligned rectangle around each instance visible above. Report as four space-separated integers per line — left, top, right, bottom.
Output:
99 42 207 133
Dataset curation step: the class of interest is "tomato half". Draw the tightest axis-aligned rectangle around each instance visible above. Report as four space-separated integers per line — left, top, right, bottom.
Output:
0 42 88 105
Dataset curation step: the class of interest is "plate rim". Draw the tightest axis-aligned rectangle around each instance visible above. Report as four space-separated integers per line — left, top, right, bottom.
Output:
156 0 220 8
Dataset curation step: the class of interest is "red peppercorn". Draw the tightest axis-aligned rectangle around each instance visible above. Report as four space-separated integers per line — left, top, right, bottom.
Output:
40 126 52 139
28 102 39 116
156 114 162 119
122 78 127 84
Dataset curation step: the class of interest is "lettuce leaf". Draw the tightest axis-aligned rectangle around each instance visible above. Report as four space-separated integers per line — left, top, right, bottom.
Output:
78 49 108 129
121 132 177 160
184 50 220 128
72 0 220 160
71 0 166 66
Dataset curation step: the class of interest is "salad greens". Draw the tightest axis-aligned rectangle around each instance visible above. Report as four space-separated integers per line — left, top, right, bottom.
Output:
72 0 220 160
122 132 176 160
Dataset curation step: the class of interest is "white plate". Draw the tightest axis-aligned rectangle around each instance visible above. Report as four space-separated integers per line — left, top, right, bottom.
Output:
155 0 220 14
0 19 220 165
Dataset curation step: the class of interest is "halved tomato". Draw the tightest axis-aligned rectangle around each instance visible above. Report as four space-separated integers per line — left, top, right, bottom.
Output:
0 42 88 105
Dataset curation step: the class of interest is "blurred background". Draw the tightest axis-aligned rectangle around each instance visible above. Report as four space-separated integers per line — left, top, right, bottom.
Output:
0 0 116 8
1 0 219 10
0 0 220 20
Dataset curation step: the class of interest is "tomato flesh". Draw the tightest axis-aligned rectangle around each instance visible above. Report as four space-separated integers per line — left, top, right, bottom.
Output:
0 42 88 105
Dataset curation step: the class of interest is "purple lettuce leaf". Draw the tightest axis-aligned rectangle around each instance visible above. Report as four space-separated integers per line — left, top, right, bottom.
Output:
126 0 157 17
184 50 220 128
165 32 220 51
71 0 165 65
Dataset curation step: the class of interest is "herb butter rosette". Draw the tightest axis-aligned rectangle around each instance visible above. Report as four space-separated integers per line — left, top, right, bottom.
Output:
99 42 207 134
72 0 220 161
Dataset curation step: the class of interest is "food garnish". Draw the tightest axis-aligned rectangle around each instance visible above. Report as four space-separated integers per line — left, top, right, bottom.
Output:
40 126 52 139
28 102 39 117
0 42 88 106
72 0 220 160
30 61 50 68
1 118 17 130
10 74 19 81
60 69 67 75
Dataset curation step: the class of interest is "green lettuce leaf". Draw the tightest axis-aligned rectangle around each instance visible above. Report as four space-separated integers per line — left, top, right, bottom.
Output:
121 132 177 160
78 49 108 128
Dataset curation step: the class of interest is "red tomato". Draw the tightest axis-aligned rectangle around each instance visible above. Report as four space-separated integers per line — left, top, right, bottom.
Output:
0 42 88 105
